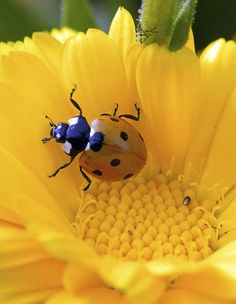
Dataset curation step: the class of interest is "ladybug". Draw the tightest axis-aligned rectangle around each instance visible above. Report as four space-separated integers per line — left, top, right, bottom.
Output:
42 86 147 191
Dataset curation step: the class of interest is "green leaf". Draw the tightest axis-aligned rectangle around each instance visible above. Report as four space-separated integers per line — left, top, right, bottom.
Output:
138 0 176 45
169 0 197 51
139 0 198 51
61 0 97 31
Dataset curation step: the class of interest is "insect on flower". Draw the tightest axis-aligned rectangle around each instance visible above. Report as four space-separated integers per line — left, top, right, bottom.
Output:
42 86 147 190
183 196 191 206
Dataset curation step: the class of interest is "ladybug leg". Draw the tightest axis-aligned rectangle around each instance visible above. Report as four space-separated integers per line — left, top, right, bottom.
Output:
48 156 75 177
100 113 111 116
119 103 140 121
42 136 53 143
100 103 119 117
42 115 56 143
70 85 83 116
79 166 91 191
113 103 119 116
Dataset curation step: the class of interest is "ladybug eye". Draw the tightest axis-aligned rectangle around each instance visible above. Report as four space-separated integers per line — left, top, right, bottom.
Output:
50 128 54 136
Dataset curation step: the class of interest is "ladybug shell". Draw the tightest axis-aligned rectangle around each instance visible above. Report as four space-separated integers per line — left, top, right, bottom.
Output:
79 115 147 181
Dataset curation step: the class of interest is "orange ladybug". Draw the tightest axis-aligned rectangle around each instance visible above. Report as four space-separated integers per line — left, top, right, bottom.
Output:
42 86 147 191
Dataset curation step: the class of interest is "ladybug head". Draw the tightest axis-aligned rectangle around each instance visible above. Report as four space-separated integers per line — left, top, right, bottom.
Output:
42 116 69 144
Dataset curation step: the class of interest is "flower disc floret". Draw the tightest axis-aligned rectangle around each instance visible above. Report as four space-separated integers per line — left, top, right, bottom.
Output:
72 174 222 262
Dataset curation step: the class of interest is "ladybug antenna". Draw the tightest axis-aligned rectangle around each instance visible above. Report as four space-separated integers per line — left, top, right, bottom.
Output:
45 115 56 127
70 84 83 116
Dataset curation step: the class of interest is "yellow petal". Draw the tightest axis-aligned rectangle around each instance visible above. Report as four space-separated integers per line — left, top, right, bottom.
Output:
219 196 236 226
99 258 166 304
31 32 62 75
46 292 81 304
46 288 127 304
201 39 236 100
137 44 200 173
184 39 236 181
218 197 236 246
200 87 236 199
0 43 13 78
9 33 63 78
0 145 54 208
99 258 141 290
0 42 13 55
124 43 144 104
159 289 228 304
61 30 130 119
0 204 22 227
51 27 77 42
175 240 236 301
185 28 195 52
39 234 165 304
37 234 99 269
207 239 236 267
0 226 49 270
60 37 82 97
16 196 74 236
0 146 74 233
1 52 70 118
0 80 81 218
0 259 64 304
217 229 236 248
1 289 60 304
63 263 104 293
109 7 136 60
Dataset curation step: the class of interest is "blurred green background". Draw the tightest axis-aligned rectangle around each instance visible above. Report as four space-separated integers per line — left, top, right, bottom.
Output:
0 0 235 51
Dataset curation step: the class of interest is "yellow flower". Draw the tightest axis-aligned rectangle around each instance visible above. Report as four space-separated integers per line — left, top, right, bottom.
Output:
1 6 236 304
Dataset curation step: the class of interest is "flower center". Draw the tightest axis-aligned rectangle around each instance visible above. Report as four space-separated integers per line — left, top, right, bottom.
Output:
72 174 224 261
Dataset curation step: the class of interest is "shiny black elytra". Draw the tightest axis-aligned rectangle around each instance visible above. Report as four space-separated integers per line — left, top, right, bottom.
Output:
42 85 141 191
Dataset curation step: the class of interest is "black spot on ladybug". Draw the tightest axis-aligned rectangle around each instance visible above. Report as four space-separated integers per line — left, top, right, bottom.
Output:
120 131 128 141
138 133 144 141
110 117 119 122
92 169 102 176
110 158 121 167
89 131 104 152
123 173 133 180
